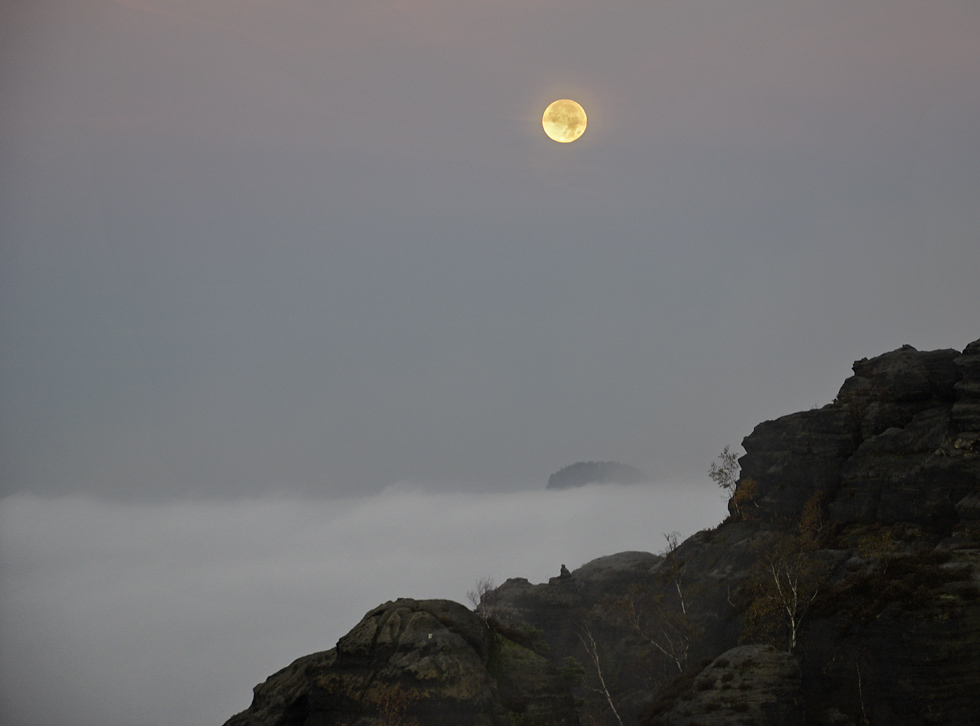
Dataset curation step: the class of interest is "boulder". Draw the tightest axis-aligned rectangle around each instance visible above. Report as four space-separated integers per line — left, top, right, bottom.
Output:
223 598 579 726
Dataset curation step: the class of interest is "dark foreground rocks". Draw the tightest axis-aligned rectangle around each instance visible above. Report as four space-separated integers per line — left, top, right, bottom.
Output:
224 338 980 726
645 645 803 726
224 598 578 726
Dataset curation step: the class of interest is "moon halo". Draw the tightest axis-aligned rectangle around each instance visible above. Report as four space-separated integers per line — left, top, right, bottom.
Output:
542 99 587 143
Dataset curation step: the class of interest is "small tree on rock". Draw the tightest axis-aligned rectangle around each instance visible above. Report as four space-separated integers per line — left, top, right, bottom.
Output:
710 446 742 514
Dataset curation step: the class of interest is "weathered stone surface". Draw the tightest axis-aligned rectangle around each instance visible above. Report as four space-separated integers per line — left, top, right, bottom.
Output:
803 544 980 726
832 405 970 527
835 345 960 409
955 491 980 526
739 406 859 520
225 650 338 726
489 636 578 724
644 645 803 726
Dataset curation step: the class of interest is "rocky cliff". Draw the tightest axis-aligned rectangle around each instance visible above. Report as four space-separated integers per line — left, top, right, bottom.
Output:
224 338 980 726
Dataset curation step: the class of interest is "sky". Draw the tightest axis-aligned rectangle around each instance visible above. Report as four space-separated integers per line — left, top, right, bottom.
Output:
0 1 979 724
1 0 977 499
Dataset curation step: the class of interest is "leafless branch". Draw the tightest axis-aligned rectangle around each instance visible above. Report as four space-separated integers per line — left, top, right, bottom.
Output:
466 577 498 626
579 623 624 726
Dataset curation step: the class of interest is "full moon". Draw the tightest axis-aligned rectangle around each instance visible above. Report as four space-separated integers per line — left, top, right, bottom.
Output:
542 99 587 143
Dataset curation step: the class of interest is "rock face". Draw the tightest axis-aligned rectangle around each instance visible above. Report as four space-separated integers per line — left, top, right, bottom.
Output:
645 645 803 726
739 341 980 530
224 339 980 726
547 461 645 489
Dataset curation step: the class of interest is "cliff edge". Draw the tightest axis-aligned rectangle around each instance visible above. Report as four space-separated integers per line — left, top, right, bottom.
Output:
223 338 980 726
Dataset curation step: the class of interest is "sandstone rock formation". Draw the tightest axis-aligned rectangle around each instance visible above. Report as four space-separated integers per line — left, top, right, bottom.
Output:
224 338 980 726
223 598 578 726
740 342 979 529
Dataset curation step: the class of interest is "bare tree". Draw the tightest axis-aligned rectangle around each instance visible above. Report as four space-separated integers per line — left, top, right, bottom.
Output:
579 623 624 726
660 531 687 615
853 647 872 726
741 497 828 652
617 590 693 675
757 542 821 652
613 533 702 676
467 577 498 627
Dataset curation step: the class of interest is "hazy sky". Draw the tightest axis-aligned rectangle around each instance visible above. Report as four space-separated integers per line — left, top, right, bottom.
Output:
1 3 979 724
2 0 977 500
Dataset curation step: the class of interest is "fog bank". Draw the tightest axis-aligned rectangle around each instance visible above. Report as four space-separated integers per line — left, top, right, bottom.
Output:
0 482 723 726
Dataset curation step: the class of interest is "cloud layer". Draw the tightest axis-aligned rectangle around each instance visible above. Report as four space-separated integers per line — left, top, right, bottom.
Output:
0 482 725 726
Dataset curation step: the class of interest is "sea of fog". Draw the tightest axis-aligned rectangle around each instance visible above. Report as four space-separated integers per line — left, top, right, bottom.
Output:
0 482 726 726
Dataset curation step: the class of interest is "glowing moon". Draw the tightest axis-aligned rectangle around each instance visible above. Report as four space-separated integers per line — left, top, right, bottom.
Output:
542 99 587 143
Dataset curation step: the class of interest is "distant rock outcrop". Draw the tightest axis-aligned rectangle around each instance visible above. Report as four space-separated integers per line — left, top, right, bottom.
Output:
223 338 980 726
547 461 644 489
